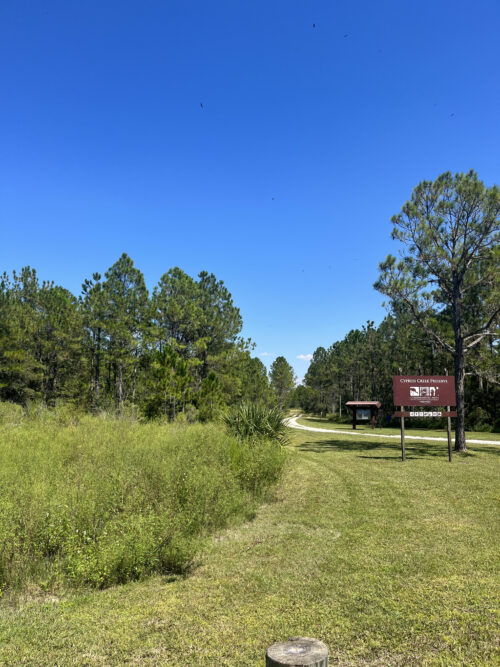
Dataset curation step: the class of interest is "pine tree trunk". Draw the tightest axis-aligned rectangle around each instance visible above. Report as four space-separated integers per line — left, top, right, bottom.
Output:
118 362 124 409
52 364 58 401
454 349 466 451
132 355 138 401
95 328 101 405
452 278 467 452
90 344 96 407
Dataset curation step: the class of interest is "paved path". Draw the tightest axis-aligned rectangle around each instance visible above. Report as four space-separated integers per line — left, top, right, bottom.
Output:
285 415 500 446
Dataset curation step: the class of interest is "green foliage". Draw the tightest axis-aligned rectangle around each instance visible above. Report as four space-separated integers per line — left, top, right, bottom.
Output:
1 256 272 419
0 417 285 594
142 346 193 420
152 267 202 355
229 434 286 495
197 370 223 421
0 268 84 405
465 406 492 432
223 402 290 445
269 356 296 409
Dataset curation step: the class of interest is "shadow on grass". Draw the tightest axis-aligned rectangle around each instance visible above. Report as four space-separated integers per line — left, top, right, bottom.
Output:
296 437 497 460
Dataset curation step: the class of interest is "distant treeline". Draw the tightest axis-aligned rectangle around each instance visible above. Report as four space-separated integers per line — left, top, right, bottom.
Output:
294 308 499 432
0 254 274 419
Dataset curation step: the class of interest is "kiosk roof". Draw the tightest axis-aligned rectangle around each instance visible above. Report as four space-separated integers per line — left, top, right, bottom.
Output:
345 401 381 408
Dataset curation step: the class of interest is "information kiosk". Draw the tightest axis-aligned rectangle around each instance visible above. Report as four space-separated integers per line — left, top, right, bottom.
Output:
345 401 381 430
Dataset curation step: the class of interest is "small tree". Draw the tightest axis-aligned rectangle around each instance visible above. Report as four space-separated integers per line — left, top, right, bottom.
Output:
375 170 499 451
270 356 296 410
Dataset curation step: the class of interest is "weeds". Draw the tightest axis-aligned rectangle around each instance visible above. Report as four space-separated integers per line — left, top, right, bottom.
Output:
0 417 285 594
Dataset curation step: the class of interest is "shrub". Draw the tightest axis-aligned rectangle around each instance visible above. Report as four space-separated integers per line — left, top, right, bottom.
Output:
337 413 353 425
223 402 290 445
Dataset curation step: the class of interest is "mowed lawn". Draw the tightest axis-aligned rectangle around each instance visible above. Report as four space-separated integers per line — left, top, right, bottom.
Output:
1 430 499 665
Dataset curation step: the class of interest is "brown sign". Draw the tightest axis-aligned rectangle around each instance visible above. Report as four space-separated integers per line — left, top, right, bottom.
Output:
393 376 456 407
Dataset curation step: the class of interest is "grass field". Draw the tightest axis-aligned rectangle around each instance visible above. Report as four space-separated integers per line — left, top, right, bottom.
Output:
296 415 500 442
1 426 499 665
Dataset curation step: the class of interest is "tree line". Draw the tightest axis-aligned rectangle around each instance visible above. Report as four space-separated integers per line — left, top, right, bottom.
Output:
295 171 499 448
296 311 499 432
0 254 280 419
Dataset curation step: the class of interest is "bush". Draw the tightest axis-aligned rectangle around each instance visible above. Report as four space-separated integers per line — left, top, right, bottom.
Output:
337 413 353 425
223 403 290 445
0 419 285 594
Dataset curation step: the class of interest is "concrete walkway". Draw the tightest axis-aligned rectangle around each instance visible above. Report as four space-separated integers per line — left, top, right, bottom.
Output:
285 415 500 446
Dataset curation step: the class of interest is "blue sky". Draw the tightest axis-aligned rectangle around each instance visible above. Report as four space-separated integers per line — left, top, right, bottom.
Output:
1 0 499 382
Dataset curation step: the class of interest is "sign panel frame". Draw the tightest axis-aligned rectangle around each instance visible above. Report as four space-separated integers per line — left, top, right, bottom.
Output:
393 375 456 407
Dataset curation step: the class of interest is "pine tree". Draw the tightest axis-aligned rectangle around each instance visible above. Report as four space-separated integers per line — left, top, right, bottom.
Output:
270 356 295 410
101 254 149 409
375 170 499 451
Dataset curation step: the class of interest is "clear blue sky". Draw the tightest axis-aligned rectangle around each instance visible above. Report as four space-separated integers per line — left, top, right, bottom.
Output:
1 0 499 382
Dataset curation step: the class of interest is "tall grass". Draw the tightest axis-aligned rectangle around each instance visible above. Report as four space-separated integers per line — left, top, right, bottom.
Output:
0 416 285 594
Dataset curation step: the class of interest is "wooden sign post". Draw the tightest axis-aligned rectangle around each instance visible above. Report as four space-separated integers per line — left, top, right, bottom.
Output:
399 369 406 462
393 373 456 462
400 402 406 462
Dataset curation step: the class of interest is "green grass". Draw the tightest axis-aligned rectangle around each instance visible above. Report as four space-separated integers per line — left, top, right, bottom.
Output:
297 415 500 441
1 427 499 665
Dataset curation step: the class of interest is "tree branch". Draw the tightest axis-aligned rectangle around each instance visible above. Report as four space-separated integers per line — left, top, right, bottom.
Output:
464 331 498 352
396 292 455 355
463 306 500 341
